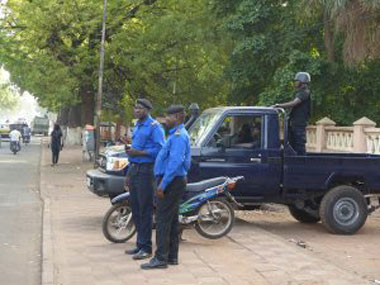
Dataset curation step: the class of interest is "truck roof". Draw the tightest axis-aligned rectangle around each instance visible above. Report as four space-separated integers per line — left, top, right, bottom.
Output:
206 106 278 115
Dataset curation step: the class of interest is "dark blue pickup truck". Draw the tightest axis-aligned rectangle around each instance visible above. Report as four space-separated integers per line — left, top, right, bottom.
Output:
87 106 380 234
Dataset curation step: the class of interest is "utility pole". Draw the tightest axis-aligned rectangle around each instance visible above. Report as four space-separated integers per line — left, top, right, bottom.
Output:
94 0 107 161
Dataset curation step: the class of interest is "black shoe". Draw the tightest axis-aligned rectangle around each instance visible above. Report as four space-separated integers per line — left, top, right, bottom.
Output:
168 258 178 265
133 249 152 260
141 257 168 270
124 247 140 255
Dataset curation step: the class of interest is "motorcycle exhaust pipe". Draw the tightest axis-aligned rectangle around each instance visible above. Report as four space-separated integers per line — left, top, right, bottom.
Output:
179 215 198 224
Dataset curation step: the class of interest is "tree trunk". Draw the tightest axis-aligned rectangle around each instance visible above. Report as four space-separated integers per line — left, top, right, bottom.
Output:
115 121 122 141
80 85 95 126
68 104 82 127
57 107 69 126
323 10 335 62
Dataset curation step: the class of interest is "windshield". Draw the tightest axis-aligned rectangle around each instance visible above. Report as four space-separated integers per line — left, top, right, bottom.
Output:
188 109 223 146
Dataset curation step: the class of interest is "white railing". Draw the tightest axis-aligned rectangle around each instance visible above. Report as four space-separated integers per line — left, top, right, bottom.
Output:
365 128 380 154
306 126 317 150
325 127 353 152
306 117 378 153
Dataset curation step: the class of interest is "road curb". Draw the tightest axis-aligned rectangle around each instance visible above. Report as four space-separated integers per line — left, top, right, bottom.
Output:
39 139 54 285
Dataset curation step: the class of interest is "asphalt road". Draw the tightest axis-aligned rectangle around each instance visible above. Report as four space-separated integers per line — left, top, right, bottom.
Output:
0 138 42 285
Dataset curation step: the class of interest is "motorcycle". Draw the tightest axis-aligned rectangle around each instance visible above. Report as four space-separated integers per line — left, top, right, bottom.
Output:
10 141 21 155
102 176 244 243
23 134 31 145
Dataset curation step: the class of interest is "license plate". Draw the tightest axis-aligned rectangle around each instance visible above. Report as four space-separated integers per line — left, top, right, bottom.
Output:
86 177 92 187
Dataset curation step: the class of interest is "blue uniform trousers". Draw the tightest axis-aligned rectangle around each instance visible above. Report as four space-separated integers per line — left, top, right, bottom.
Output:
155 177 186 262
128 163 154 252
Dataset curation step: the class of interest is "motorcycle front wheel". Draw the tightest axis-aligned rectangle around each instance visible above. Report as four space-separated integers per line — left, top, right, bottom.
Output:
194 197 235 239
102 203 136 243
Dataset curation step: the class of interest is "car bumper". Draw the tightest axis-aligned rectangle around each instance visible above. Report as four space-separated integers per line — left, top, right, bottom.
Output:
86 169 125 197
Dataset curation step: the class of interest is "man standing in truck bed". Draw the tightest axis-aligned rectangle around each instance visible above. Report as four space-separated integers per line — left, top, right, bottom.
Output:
273 72 312 155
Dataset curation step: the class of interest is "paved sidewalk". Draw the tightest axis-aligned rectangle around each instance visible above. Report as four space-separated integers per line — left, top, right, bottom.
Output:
40 144 371 285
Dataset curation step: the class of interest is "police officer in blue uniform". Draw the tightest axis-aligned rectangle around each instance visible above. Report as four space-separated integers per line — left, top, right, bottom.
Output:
273 72 312 155
141 105 191 270
124 98 165 260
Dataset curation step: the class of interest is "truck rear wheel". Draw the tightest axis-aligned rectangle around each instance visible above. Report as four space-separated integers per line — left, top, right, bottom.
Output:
288 205 320 223
320 185 368 235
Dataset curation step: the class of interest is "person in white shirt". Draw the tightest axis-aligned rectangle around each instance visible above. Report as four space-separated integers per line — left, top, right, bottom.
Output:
9 129 22 151
10 129 22 142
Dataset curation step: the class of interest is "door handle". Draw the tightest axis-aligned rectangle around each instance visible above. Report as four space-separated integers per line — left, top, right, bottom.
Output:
204 158 226 162
250 157 261 163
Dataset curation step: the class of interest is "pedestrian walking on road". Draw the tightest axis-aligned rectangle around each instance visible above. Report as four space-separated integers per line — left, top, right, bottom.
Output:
273 71 312 155
141 105 191 270
50 123 63 166
124 98 165 260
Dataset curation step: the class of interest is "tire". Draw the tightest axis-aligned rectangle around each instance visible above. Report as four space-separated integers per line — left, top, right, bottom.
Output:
320 185 368 235
194 198 235 239
102 203 136 243
288 205 320 223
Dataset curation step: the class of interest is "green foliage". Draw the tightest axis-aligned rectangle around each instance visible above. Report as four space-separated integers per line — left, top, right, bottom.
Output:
105 0 230 116
0 83 20 110
212 0 380 125
0 0 379 127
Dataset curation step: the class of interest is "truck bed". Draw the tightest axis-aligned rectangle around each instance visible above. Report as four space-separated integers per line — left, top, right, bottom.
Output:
283 152 380 193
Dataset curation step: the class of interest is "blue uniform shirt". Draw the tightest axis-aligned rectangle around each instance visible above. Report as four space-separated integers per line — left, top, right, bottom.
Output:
129 115 165 163
154 124 191 191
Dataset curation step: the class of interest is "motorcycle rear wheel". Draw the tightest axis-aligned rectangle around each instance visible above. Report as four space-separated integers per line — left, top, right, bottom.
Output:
102 203 136 243
194 198 234 239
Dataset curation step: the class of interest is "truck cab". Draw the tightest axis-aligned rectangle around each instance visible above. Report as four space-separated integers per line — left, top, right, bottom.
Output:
187 107 283 204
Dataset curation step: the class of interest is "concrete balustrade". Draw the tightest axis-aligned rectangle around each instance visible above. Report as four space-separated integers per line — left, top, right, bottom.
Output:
306 117 380 154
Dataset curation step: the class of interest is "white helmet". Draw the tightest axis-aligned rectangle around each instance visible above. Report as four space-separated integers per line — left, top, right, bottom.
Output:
294 72 311 83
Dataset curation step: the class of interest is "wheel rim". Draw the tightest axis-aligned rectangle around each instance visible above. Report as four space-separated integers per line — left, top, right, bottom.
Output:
333 197 360 226
197 200 232 237
107 206 135 240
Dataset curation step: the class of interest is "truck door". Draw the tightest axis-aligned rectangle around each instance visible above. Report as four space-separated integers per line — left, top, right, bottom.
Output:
199 113 281 198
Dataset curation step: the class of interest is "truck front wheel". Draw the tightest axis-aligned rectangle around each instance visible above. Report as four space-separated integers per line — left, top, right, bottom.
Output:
320 185 368 235
288 205 320 223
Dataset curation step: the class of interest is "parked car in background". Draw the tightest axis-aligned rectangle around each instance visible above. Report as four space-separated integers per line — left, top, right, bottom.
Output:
86 145 128 199
9 123 25 132
0 123 10 139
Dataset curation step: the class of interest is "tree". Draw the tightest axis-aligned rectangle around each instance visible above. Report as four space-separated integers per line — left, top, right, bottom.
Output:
211 0 322 105
302 0 380 65
0 0 230 126
212 0 380 125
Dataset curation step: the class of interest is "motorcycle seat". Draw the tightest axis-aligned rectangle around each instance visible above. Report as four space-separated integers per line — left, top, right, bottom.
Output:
186 177 227 192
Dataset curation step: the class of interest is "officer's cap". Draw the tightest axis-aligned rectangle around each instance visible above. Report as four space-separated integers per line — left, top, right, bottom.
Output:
167 105 185 115
136 98 153 110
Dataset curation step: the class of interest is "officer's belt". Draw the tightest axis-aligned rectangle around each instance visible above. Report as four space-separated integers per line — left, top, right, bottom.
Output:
130 162 154 166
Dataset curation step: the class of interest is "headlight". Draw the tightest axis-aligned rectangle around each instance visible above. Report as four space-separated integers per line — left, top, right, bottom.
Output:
106 157 129 171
